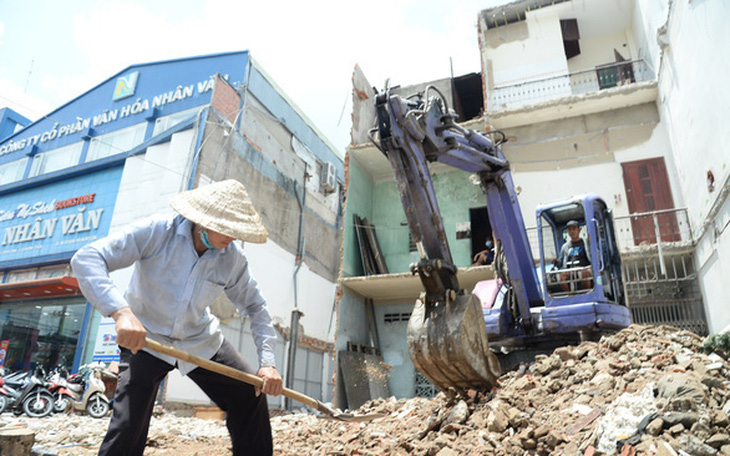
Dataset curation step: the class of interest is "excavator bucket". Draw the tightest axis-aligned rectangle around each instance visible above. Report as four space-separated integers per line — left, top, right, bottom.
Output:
407 292 501 392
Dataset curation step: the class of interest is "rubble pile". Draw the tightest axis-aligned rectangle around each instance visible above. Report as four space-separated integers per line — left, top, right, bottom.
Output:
271 324 730 456
0 410 229 453
1 324 728 455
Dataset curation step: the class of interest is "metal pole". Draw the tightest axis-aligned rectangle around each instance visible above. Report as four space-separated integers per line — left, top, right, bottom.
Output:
653 213 667 277
285 309 303 410
286 165 309 410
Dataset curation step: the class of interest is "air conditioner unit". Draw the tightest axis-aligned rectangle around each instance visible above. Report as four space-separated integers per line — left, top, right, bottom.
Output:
320 162 337 194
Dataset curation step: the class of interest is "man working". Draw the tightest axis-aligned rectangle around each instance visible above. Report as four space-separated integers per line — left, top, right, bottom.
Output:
71 179 283 456
554 220 593 291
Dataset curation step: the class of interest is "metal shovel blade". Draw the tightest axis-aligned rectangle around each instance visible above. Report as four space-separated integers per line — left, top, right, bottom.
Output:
407 293 501 392
144 338 386 423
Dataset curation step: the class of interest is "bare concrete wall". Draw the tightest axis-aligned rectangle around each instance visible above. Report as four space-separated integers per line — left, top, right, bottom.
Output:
500 102 660 172
350 69 456 146
197 110 342 282
484 21 529 49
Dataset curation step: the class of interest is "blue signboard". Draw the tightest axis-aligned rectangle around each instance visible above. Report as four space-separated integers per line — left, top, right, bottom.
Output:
0 51 250 164
0 167 123 267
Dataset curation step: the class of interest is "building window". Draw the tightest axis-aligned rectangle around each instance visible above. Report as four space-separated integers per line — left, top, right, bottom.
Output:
0 158 28 186
5 265 72 284
153 107 199 136
0 298 87 374
560 19 581 59
293 346 325 401
86 124 146 162
384 312 412 323
29 142 83 177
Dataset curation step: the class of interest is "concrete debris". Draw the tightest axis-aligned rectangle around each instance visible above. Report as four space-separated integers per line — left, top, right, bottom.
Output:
1 324 728 456
594 383 657 453
0 409 229 454
280 324 729 456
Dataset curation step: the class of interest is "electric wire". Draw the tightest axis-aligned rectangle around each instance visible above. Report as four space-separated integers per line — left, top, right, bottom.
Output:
0 92 239 180
0 93 340 223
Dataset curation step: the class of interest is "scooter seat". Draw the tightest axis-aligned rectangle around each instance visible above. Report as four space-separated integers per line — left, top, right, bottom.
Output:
66 383 84 394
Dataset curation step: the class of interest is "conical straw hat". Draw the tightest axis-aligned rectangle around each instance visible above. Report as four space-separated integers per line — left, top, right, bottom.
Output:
170 180 268 243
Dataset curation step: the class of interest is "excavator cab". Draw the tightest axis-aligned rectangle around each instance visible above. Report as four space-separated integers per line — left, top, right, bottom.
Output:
537 195 625 307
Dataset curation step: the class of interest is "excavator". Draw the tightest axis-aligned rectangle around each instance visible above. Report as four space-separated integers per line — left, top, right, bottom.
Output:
370 86 631 393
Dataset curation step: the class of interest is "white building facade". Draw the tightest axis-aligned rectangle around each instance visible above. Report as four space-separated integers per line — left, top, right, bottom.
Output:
479 0 728 334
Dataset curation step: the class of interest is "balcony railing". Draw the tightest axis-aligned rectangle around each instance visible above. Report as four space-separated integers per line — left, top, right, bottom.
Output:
488 59 655 110
522 207 693 265
613 208 693 252
629 299 708 336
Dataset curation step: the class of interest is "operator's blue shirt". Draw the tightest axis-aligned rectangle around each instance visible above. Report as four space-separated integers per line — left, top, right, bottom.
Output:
70 213 277 374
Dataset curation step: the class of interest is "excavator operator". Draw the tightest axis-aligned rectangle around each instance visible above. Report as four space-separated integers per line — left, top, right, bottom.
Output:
554 220 593 291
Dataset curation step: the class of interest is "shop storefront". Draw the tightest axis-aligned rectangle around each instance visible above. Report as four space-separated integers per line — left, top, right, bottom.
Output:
0 167 123 374
0 295 87 373
0 52 258 377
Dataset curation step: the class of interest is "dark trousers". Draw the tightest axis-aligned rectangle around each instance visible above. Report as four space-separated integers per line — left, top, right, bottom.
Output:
98 339 272 456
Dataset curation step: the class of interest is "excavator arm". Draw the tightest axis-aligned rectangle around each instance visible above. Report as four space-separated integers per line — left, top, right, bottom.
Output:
370 86 632 392
370 87 545 391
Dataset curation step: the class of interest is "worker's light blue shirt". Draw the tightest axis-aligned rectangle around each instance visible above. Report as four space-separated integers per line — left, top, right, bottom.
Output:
71 213 277 374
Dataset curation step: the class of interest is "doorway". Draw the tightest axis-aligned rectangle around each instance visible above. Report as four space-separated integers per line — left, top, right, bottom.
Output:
621 157 679 245
469 206 492 263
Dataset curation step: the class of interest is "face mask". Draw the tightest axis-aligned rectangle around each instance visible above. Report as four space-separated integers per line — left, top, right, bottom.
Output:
200 229 215 249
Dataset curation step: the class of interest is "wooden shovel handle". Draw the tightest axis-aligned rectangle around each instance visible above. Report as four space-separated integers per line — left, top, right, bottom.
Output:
144 338 320 411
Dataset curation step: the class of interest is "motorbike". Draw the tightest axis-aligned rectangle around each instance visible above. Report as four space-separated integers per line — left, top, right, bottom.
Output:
0 366 55 417
51 362 112 418
45 364 72 414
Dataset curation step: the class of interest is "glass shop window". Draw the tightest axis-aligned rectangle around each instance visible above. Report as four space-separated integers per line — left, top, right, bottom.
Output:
29 142 83 177
0 299 86 375
0 158 28 186
86 124 146 162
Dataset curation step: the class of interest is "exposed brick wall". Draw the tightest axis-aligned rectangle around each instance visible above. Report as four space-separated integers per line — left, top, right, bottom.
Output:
211 74 241 125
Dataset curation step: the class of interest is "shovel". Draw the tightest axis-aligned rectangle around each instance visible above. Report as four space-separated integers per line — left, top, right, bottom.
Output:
144 338 385 423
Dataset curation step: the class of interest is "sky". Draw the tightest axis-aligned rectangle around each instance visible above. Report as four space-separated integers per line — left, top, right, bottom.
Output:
0 0 506 153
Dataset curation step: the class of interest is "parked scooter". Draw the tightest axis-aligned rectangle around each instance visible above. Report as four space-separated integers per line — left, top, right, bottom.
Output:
45 364 72 414
52 362 112 418
0 375 8 414
0 366 55 417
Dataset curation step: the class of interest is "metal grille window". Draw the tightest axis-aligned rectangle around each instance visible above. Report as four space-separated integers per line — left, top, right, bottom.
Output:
408 231 417 252
384 312 411 323
415 371 439 398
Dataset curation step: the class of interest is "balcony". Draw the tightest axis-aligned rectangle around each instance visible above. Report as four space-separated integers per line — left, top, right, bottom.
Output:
487 60 657 128
489 59 655 109
614 208 694 254
613 208 706 335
